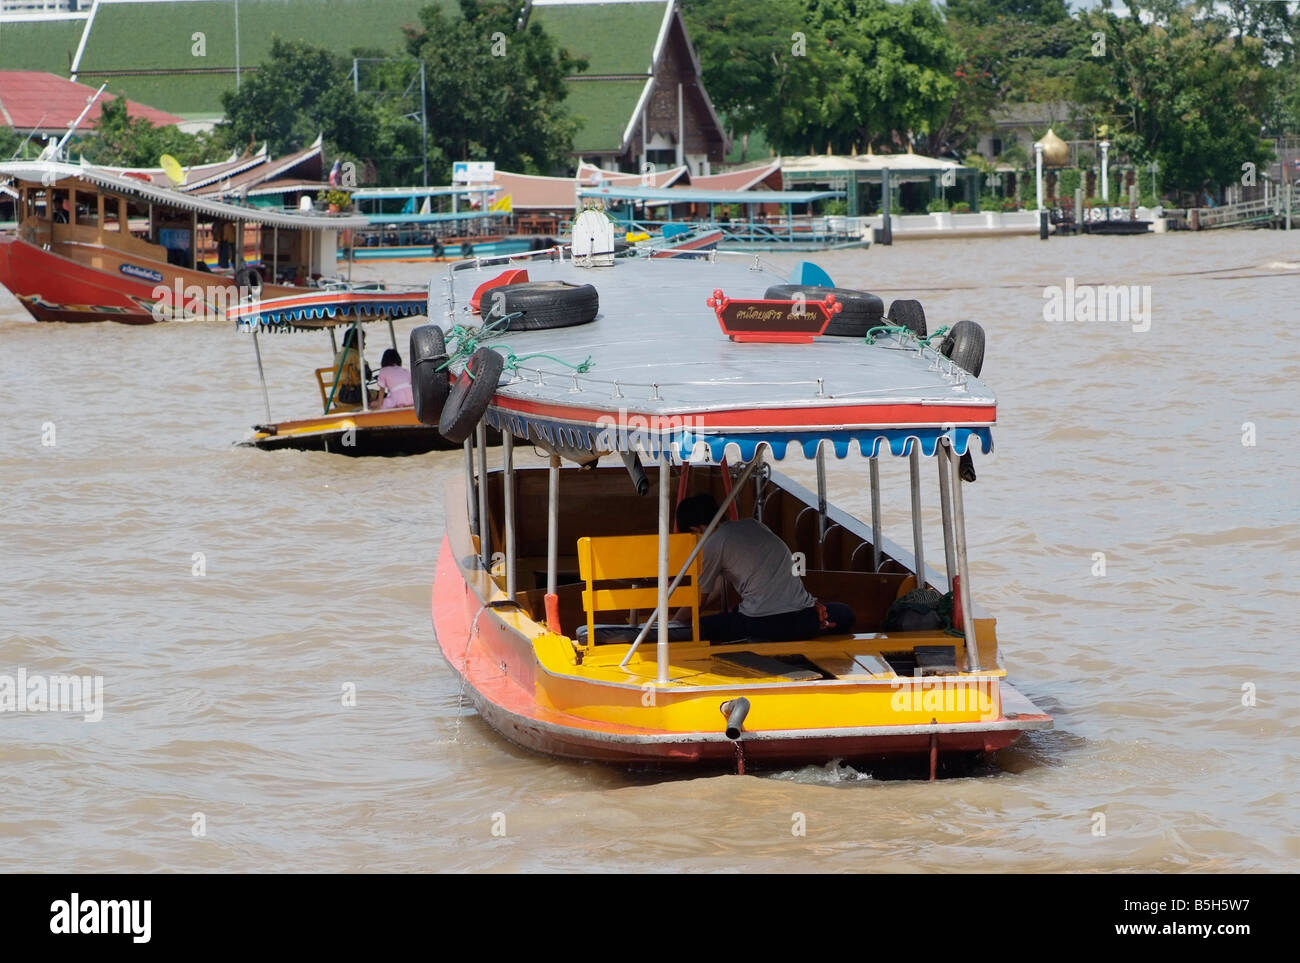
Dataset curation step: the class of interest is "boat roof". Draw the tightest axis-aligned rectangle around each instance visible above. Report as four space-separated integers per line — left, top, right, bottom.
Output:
578 185 844 207
0 160 367 231
441 252 996 462
352 185 499 200
229 288 427 330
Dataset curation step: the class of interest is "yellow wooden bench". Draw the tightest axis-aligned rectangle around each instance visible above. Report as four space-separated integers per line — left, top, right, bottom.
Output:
577 534 701 645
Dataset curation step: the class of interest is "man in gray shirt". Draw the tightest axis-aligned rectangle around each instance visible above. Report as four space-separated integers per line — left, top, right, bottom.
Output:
675 494 855 643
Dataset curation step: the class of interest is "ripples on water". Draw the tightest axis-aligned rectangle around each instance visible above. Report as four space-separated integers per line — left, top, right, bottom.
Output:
1 231 1296 872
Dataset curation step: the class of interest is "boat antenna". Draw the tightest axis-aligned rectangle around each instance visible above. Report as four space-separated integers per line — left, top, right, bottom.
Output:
53 83 109 161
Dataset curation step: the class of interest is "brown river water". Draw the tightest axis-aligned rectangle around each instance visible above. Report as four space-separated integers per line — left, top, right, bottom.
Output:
1 230 1297 873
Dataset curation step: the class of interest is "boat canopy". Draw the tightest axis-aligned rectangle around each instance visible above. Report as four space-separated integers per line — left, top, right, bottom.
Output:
229 288 427 330
439 254 995 463
0 161 368 231
578 185 844 207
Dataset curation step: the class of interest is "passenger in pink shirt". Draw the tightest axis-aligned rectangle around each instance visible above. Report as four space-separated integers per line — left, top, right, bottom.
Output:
376 348 414 409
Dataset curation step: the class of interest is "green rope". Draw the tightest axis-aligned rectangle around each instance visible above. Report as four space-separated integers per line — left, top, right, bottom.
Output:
865 324 916 344
923 325 951 348
436 312 594 380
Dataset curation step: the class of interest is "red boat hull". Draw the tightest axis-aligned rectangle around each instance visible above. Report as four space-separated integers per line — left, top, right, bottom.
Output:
0 236 297 324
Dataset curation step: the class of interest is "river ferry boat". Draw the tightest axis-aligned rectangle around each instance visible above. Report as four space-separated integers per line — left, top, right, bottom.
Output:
0 160 366 323
414 214 1052 775
230 287 454 456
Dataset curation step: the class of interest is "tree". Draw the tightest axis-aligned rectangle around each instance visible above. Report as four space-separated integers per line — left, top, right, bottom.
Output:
404 0 585 177
1074 3 1276 198
682 0 837 147
805 0 959 153
943 0 1070 27
74 97 224 167
217 37 381 159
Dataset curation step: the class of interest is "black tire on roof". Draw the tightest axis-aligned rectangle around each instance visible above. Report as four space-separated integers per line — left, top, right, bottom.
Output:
409 324 450 426
937 320 986 484
886 298 927 338
438 347 505 444
939 319 985 376
762 283 884 338
478 280 599 331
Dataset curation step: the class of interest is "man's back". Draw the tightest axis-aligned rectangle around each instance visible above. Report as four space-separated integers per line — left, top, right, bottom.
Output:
701 518 816 618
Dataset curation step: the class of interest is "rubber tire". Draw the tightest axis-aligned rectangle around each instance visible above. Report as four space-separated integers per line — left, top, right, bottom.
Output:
409 324 450 426
234 266 263 294
886 299 927 338
763 284 884 337
938 320 986 484
439 347 505 444
940 320 985 376
478 281 599 331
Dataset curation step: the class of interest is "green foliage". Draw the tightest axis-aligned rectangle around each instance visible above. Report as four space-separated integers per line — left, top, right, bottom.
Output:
404 0 585 177
1057 168 1082 196
951 200 971 213
684 0 958 154
217 38 379 159
943 0 1070 26
73 97 225 167
926 197 949 212
821 199 848 216
1073 4 1277 197
317 188 354 210
0 127 22 160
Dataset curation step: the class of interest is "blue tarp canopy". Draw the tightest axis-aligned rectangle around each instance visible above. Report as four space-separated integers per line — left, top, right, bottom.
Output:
577 185 844 206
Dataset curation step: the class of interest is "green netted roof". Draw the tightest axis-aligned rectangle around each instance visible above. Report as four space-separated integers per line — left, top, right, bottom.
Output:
0 19 86 75
530 0 668 76
565 78 650 153
73 0 447 115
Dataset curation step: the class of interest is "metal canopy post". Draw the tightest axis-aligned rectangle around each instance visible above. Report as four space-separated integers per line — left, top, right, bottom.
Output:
388 319 398 351
545 454 561 632
251 327 271 422
503 431 516 600
272 225 278 281
657 454 671 684
815 445 828 540
908 446 926 590
937 441 957 584
476 420 490 571
869 455 883 571
353 319 369 412
948 450 981 671
464 437 478 539
620 450 765 669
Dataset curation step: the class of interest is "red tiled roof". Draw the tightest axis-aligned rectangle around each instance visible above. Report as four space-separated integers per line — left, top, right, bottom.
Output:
0 71 184 132
692 161 782 192
495 170 580 211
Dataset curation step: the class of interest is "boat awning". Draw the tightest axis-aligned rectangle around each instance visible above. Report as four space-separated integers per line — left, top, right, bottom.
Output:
362 210 507 225
440 255 995 462
485 407 993 463
577 185 844 206
352 185 499 200
229 289 427 329
0 161 368 230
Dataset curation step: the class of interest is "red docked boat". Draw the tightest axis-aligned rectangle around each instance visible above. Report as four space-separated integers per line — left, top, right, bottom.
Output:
0 160 366 323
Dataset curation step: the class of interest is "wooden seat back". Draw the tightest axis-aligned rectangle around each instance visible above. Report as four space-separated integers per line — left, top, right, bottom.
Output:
577 534 700 645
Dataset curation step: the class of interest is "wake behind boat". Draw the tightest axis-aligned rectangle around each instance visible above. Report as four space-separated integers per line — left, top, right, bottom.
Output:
415 215 1051 775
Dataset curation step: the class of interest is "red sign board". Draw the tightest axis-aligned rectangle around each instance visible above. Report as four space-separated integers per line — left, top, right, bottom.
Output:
707 289 841 343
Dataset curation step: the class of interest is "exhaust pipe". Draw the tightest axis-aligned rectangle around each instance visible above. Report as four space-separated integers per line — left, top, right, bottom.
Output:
720 698 750 740
620 450 649 496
